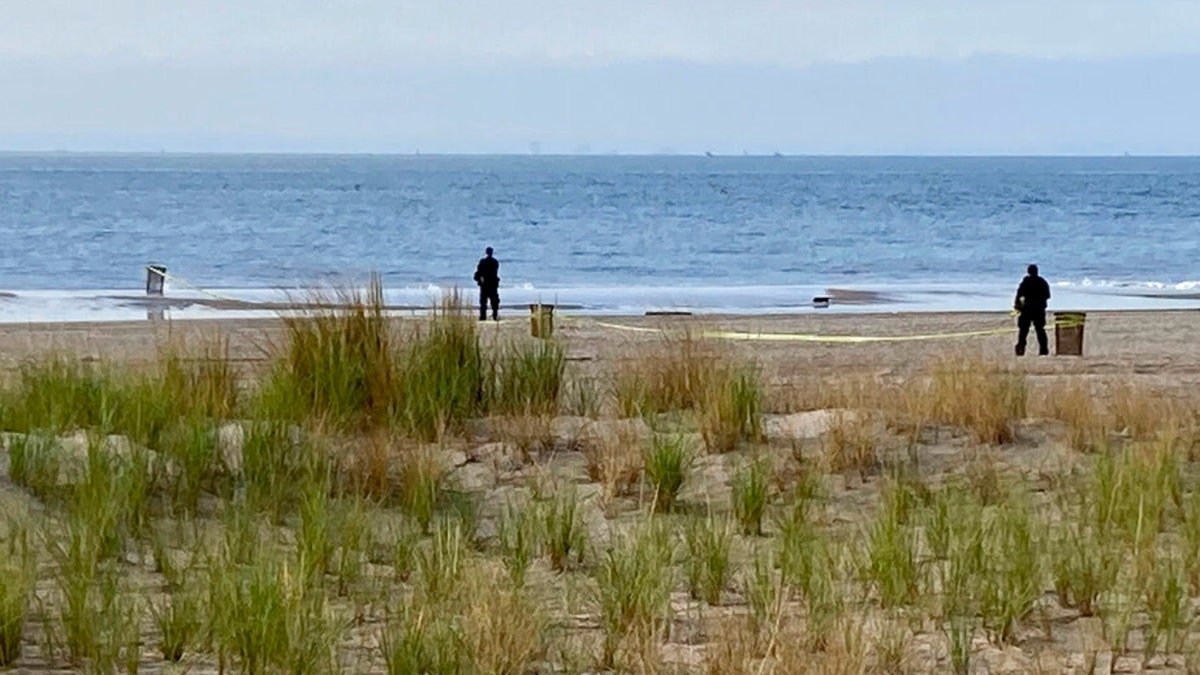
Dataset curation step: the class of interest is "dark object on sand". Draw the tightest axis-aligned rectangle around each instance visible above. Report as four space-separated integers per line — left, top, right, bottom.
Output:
474 247 500 321
1014 264 1051 356
530 303 555 338
146 265 167 296
1054 311 1086 356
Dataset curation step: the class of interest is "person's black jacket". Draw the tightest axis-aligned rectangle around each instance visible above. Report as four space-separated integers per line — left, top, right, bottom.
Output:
1014 274 1051 315
474 256 500 288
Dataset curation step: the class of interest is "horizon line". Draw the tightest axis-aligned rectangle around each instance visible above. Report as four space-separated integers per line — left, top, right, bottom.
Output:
1 150 1196 159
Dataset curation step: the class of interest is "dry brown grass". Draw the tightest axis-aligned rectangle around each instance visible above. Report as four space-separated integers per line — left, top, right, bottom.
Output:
613 331 715 417
1036 379 1107 452
337 430 397 499
885 378 936 447
460 563 547 674
492 410 555 458
768 357 1027 450
1033 380 1198 454
714 614 866 675
823 410 880 478
791 617 869 675
611 333 762 454
396 444 446 532
929 355 1026 445
765 371 890 417
1109 381 1180 441
759 356 1031 464
963 446 1007 505
583 424 645 501
703 615 762 675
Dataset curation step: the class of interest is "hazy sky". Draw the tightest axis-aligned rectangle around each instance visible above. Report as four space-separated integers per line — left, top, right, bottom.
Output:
3 1 1199 153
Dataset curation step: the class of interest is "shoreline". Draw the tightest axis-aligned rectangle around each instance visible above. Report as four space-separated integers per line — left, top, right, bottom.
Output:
5 280 1200 327
0 304 1196 332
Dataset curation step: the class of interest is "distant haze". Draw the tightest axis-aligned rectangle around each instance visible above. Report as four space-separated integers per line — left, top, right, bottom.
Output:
2 1 1199 154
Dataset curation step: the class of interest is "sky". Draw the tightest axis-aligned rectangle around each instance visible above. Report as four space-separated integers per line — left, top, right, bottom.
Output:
2 1 1200 154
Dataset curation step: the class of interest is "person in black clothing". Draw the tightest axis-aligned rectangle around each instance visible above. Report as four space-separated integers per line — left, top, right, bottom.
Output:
474 247 500 321
1014 264 1051 356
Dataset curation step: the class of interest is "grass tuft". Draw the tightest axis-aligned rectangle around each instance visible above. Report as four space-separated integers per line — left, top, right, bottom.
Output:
683 512 734 605
496 499 539 588
460 565 547 674
732 459 771 536
930 355 1026 445
8 432 63 503
643 433 693 513
979 495 1042 644
595 519 674 668
864 478 921 609
150 588 201 663
491 340 565 416
381 605 464 675
417 519 467 605
397 293 488 440
209 549 339 675
824 409 879 477
541 488 588 572
271 275 397 431
0 521 35 668
398 445 445 534
698 363 763 453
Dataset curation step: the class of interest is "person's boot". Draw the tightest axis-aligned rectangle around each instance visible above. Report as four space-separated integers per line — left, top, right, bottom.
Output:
1015 344 1025 356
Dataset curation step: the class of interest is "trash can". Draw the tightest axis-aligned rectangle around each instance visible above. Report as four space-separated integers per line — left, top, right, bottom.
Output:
530 303 555 339
146 265 167 296
1054 311 1086 356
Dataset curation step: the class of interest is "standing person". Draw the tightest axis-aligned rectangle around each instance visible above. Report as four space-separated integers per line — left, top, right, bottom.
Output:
474 247 500 321
1013 264 1051 356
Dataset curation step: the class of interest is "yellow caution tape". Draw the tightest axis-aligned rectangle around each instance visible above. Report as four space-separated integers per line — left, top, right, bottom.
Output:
699 327 1014 343
145 270 1088 340
147 266 249 305
587 320 670 334
1053 315 1086 329
577 318 1008 342
577 315 1084 344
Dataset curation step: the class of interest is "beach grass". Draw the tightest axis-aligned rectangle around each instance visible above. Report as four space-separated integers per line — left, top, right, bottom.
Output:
594 517 674 668
732 458 771 536
5 289 1200 672
643 432 693 513
683 510 734 606
0 519 34 669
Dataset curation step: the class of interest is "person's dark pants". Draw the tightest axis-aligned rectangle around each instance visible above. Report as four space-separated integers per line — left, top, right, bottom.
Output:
479 285 499 321
1016 312 1049 356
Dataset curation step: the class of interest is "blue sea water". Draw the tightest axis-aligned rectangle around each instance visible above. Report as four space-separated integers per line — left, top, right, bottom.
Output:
1 153 1199 321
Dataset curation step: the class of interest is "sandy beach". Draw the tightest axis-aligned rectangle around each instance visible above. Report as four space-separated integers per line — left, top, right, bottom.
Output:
4 307 1200 673
3 308 1199 391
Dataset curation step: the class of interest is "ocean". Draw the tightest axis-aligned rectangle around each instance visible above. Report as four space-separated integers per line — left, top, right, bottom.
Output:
2 153 1199 322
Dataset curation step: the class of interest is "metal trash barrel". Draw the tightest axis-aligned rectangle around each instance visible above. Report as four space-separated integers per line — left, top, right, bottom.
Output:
530 303 555 338
1054 311 1086 356
146 265 167 296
